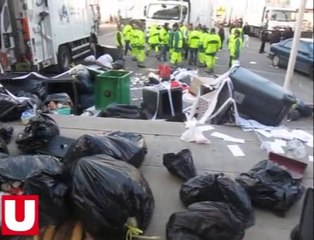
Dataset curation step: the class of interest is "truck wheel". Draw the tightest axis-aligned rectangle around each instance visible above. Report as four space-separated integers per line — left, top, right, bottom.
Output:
58 45 72 72
272 55 281 68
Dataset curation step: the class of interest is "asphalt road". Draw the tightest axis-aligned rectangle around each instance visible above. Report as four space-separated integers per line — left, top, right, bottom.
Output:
97 24 313 105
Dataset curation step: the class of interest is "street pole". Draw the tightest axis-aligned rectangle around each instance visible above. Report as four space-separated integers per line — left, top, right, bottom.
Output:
283 0 306 90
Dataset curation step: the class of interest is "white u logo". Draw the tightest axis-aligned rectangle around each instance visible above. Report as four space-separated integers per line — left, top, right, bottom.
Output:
4 200 36 232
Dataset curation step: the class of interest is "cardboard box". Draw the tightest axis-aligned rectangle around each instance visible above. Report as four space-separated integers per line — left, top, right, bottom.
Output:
189 76 216 96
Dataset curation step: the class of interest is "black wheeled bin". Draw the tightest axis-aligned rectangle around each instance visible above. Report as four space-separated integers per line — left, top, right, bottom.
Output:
230 67 296 126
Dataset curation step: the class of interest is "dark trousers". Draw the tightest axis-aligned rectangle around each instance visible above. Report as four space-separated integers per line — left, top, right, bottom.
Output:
158 44 168 61
229 56 233 68
220 37 224 49
259 40 266 53
189 48 198 65
124 40 131 55
183 43 189 60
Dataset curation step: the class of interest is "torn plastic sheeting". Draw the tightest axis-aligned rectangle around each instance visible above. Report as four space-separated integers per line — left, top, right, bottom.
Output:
163 149 197 181
69 154 154 239
180 173 255 228
63 132 147 168
166 201 246 240
236 160 305 215
24 171 70 227
0 155 62 182
180 124 211 144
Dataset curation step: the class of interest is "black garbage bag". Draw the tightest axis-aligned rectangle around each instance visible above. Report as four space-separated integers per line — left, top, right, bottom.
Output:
236 160 305 215
0 137 8 154
24 171 70 227
0 155 61 182
0 127 14 143
163 149 196 181
99 103 148 120
166 201 245 240
0 89 29 122
16 114 60 153
180 173 254 228
64 133 147 168
69 154 154 239
108 131 147 159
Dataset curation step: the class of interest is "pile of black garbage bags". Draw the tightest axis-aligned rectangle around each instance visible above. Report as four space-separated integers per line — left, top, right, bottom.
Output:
163 149 305 240
0 115 154 240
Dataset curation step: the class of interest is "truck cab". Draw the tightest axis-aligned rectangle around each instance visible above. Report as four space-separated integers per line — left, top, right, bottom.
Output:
144 0 189 32
263 7 297 33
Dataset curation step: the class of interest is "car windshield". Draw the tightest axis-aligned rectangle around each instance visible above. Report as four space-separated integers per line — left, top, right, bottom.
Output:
147 3 187 20
270 10 297 22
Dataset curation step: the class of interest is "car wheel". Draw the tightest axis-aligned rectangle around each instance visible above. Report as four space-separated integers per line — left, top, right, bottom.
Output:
57 45 72 72
272 55 281 68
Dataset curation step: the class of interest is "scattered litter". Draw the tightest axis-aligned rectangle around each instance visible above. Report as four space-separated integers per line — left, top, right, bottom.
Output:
211 132 245 143
286 139 307 159
180 122 211 144
261 141 285 154
309 156 313 162
291 129 313 144
274 139 287 147
228 145 245 157
163 149 196 181
197 125 215 132
270 129 293 140
237 117 275 132
255 129 272 138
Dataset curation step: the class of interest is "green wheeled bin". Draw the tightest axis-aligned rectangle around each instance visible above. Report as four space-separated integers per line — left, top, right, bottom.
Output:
95 70 131 109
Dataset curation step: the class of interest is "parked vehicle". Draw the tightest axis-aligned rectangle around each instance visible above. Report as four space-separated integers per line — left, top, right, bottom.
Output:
269 38 314 79
144 0 213 31
0 0 97 72
244 0 297 37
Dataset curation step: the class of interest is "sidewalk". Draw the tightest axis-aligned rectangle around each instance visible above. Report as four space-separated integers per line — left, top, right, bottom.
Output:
7 115 314 239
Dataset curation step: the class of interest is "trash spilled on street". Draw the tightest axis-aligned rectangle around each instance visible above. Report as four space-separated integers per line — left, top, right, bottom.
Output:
0 57 312 240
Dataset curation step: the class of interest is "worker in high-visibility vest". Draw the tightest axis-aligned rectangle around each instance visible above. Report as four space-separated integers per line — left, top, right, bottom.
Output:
147 24 160 57
228 29 242 67
198 25 208 67
231 22 244 46
157 22 170 62
122 21 133 55
169 23 183 67
130 23 146 68
204 28 221 74
187 24 201 66
115 24 125 60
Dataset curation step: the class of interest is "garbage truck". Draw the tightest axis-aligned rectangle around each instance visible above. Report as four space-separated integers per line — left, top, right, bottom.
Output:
144 0 213 31
244 0 297 37
0 0 97 72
